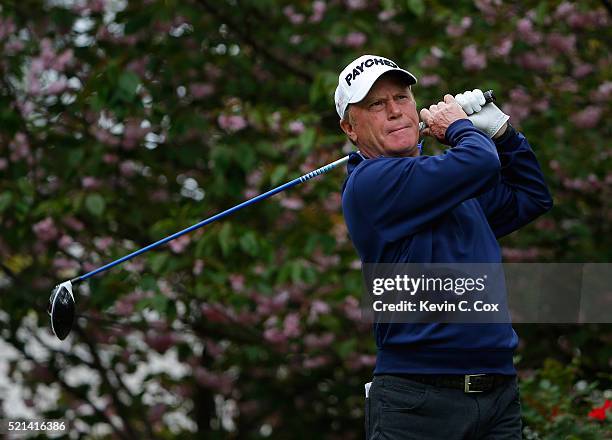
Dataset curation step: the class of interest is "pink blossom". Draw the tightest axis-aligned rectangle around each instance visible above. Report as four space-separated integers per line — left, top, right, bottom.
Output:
309 300 331 322
145 330 177 354
303 355 330 369
119 160 137 177
462 45 487 71
244 188 258 199
123 118 147 149
9 132 30 161
516 18 542 45
289 35 302 45
572 63 593 78
558 79 578 93
567 13 597 29
590 82 612 103
40 38 54 65
323 193 341 211
103 154 119 164
229 274 245 292
546 33 576 53
378 9 396 21
474 0 499 20
509 88 531 105
148 403 166 424
92 126 120 146
189 83 214 99
570 106 602 129
533 99 549 113
283 313 301 338
63 216 85 231
5 39 24 55
125 260 145 273
0 158 7 170
218 114 248 133
346 0 367 10
517 52 554 72
169 234 190 253
264 327 287 344
446 16 471 37
193 367 234 394
501 103 530 125
0 17 16 40
94 236 113 251
82 176 100 189
419 75 440 87
310 1 326 23
126 57 148 76
304 332 334 349
58 235 73 249
491 37 513 58
283 6 305 25
149 189 169 202
419 55 439 69
53 257 79 271
201 303 232 323
280 197 304 210
33 217 59 242
288 120 305 134
345 32 367 48
342 296 362 321
52 49 74 72
502 247 541 262
246 169 263 186
193 259 204 276
554 2 575 19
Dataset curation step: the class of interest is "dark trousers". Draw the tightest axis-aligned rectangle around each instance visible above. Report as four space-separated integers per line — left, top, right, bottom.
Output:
365 375 521 439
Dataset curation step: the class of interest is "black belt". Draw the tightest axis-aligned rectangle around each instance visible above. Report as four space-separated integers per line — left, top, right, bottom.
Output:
390 374 515 393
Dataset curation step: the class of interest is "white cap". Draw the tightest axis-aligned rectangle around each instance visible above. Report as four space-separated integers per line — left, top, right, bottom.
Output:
334 55 418 119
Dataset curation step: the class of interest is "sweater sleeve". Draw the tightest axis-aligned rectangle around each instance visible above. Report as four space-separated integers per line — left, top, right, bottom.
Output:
476 125 553 238
351 119 501 242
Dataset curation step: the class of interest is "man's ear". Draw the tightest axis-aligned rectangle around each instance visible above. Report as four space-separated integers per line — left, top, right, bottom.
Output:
339 117 358 144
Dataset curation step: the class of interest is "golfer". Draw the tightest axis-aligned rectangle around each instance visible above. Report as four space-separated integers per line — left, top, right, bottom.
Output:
336 55 553 439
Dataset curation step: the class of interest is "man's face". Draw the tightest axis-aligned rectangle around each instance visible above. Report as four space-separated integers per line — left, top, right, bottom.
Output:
340 73 420 158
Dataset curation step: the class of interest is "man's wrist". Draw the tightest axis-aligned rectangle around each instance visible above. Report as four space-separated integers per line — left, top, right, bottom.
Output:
493 123 517 145
492 122 508 139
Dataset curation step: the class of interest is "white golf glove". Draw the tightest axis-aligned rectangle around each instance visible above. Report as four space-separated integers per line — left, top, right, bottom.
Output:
455 89 509 138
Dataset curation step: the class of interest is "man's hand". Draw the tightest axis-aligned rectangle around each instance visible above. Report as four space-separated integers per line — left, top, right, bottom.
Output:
454 89 509 139
419 95 468 142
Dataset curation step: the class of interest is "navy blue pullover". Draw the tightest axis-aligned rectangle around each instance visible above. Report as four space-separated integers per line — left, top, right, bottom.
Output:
341 119 553 375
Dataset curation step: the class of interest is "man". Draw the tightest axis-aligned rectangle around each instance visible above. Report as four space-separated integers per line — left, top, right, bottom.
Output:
336 55 553 439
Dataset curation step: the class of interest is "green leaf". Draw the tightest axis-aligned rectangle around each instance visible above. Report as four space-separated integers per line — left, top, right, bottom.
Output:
239 231 258 256
218 223 232 256
118 71 140 100
270 165 288 186
0 192 12 212
406 0 425 17
150 252 168 274
85 194 106 217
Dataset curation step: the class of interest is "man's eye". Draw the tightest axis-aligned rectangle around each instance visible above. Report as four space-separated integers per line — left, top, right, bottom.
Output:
369 101 384 109
396 95 409 101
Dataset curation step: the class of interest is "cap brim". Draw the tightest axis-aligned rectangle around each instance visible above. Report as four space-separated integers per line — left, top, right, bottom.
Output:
348 68 417 106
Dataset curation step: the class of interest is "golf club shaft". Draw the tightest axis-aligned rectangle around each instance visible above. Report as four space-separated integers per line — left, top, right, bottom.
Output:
70 155 351 284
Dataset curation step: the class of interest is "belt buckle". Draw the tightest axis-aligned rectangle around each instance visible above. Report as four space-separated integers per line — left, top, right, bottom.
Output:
464 374 486 393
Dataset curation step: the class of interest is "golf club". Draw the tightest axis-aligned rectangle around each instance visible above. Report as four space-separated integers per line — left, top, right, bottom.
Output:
48 90 496 340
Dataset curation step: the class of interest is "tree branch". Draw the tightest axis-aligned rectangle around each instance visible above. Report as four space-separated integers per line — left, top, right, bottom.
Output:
196 0 313 82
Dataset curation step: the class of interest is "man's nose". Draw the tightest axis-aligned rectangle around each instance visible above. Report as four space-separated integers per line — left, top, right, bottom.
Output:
387 100 402 118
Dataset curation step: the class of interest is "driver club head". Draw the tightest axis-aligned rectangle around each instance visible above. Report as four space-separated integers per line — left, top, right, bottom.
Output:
48 281 76 340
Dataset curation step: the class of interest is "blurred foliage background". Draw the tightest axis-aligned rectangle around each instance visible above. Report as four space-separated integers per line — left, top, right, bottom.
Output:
0 0 610 438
